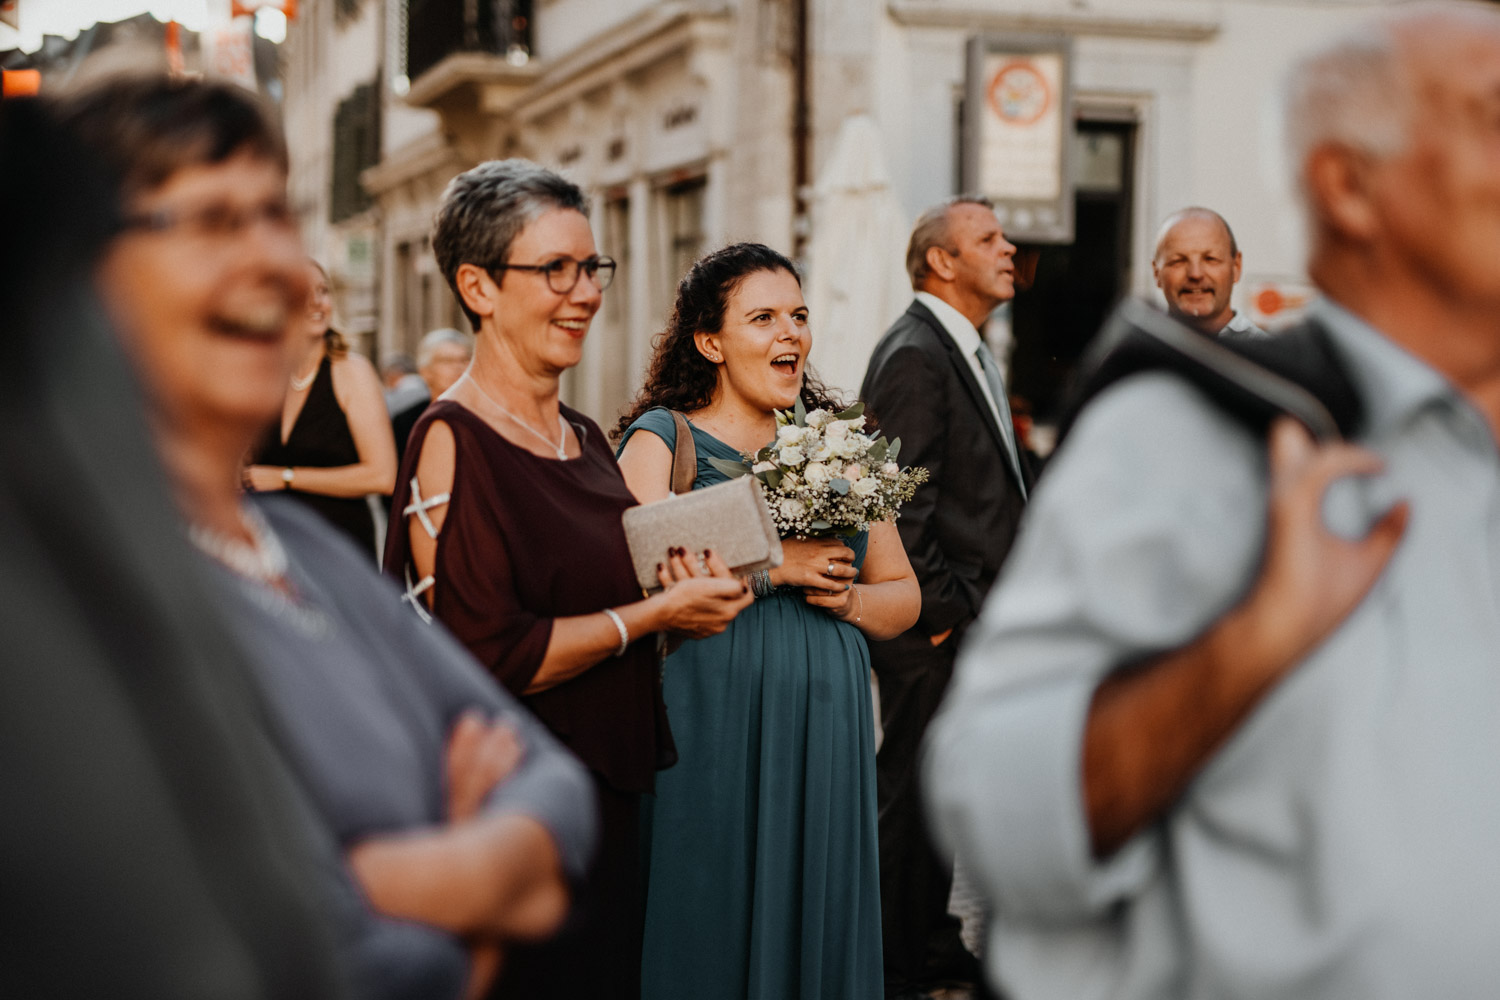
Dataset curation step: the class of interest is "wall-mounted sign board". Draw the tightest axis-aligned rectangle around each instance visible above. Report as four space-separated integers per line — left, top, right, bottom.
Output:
963 34 1075 244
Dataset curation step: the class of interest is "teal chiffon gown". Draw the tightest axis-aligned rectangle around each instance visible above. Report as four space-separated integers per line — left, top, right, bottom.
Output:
619 408 883 1000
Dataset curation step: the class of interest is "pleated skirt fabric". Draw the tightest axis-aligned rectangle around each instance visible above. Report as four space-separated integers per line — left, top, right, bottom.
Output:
640 586 883 1000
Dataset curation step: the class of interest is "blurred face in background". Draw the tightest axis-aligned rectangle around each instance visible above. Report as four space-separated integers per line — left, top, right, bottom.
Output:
421 342 472 398
1153 213 1241 334
97 149 308 437
1374 18 1500 311
304 260 332 341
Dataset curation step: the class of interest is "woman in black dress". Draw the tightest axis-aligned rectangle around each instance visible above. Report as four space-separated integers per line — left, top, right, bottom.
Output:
384 159 752 999
246 258 395 555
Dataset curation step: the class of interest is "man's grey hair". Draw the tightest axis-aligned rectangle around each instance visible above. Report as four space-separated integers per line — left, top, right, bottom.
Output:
432 159 590 330
380 351 417 377
1153 207 1240 260
905 194 995 291
417 327 474 368
1283 3 1500 211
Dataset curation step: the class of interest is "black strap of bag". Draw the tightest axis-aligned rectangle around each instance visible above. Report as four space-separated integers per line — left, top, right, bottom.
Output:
1057 299 1364 449
669 410 697 495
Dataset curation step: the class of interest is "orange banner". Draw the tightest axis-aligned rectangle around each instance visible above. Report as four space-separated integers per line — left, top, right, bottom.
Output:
2 69 42 98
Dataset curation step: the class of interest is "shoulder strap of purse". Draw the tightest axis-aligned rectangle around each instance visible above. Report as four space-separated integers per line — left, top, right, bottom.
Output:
669 410 697 495
1056 299 1364 449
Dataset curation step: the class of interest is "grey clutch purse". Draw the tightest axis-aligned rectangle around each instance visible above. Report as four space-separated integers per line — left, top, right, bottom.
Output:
622 474 784 593
621 410 782 593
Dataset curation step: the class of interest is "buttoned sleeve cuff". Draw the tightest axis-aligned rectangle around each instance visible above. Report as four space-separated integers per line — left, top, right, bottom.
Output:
923 663 1158 923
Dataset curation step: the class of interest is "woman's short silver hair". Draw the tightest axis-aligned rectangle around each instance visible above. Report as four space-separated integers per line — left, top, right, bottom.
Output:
431 159 589 330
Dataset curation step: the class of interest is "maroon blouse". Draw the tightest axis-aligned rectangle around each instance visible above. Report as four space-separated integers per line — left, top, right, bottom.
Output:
384 400 673 794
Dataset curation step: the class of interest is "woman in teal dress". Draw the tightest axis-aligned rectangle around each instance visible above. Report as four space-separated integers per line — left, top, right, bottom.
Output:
615 243 920 999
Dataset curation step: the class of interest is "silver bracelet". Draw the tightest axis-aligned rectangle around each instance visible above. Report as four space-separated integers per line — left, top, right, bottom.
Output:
602 607 629 657
750 569 774 599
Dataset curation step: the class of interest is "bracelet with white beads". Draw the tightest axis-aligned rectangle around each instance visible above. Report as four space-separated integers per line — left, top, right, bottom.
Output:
602 607 629 657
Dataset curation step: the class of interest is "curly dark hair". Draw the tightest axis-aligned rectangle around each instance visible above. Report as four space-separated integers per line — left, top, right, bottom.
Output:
613 242 843 441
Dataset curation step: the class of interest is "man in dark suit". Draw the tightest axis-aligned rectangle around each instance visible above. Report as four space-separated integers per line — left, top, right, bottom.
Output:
860 195 1030 999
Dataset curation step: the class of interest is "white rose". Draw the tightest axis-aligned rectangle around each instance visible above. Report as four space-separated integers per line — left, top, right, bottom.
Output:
777 445 805 466
825 420 849 441
882 461 900 478
804 462 831 486
848 415 867 430
843 463 865 481
778 497 807 520
852 477 880 497
809 440 835 462
836 436 862 459
777 423 805 445
805 408 832 428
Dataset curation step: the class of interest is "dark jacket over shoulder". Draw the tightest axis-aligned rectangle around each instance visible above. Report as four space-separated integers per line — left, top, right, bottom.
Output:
860 300 1028 638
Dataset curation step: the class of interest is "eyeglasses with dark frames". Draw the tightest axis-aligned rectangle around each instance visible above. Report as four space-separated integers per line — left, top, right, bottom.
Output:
122 199 296 240
491 255 617 294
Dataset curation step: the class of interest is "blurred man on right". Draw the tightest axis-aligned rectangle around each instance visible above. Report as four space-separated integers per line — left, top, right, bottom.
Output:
925 5 1500 998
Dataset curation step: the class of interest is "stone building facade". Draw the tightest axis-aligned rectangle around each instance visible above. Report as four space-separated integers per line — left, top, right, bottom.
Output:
284 0 1390 428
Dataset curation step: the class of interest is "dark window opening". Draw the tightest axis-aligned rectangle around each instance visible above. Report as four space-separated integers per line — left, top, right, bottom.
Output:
1009 119 1137 424
405 0 534 82
331 82 380 223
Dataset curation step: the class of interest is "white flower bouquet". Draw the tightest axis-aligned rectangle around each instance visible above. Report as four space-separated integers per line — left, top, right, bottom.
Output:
709 399 930 537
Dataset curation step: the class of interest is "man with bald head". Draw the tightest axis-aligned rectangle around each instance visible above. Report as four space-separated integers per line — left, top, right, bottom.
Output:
924 5 1500 997
1152 207 1266 337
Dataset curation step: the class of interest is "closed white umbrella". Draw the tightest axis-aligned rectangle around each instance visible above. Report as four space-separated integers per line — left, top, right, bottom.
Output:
804 114 912 403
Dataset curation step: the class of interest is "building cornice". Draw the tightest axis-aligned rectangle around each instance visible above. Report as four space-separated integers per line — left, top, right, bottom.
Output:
511 2 732 123
886 0 1221 41
404 51 542 116
362 130 466 196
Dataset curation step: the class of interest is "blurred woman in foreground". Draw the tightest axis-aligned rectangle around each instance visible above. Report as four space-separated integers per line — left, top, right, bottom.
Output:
62 72 596 1000
246 257 396 558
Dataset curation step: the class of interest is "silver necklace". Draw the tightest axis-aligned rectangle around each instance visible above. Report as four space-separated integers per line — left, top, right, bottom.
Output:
189 504 331 638
289 365 317 392
189 503 289 584
467 376 570 460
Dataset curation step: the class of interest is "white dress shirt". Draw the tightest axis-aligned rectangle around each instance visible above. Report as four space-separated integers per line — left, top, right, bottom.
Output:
914 291 1007 432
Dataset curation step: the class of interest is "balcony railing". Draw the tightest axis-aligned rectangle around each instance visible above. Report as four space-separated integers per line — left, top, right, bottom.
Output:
406 0 533 83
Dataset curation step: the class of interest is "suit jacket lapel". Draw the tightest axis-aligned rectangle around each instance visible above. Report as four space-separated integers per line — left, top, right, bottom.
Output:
907 301 1010 459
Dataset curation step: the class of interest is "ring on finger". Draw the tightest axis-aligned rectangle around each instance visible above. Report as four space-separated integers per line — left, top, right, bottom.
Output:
828 561 837 577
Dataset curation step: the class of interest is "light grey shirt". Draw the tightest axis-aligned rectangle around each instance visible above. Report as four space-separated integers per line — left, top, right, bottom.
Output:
1221 309 1269 339
923 300 1500 999
208 498 598 999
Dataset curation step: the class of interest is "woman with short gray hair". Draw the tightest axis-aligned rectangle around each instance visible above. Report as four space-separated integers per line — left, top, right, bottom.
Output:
385 159 752 998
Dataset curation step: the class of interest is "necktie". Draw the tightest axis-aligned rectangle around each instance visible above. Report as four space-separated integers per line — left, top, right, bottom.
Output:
975 343 1028 500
